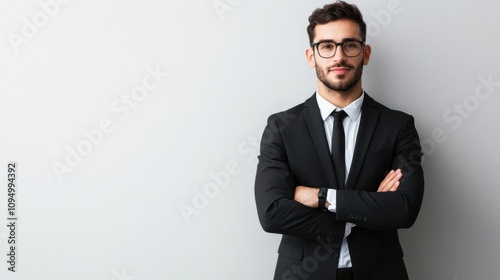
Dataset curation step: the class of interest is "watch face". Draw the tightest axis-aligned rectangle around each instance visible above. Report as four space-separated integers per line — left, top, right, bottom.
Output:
318 188 327 210
319 188 327 198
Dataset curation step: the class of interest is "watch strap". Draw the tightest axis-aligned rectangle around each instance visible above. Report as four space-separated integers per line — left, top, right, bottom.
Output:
318 188 327 210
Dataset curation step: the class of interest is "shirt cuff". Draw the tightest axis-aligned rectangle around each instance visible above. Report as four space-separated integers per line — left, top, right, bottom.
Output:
326 189 337 212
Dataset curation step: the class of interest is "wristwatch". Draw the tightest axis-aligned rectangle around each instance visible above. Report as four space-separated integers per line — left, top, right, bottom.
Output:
318 188 328 210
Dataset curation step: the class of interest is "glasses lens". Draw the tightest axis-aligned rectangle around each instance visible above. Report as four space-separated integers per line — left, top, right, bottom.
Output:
317 42 336 58
342 41 362 57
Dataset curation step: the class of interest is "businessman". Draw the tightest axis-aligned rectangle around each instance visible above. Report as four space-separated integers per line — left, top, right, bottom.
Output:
254 1 424 279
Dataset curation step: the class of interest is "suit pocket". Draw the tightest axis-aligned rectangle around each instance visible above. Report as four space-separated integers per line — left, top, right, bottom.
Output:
378 242 404 262
364 150 391 165
277 238 303 261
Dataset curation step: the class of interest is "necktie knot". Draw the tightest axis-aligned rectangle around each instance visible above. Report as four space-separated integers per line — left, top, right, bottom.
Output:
332 110 347 122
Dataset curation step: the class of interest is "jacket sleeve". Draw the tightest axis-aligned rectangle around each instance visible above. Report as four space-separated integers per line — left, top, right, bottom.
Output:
255 114 345 241
336 115 425 231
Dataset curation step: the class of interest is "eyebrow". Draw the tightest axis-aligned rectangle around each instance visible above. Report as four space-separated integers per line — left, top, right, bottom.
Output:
314 37 362 44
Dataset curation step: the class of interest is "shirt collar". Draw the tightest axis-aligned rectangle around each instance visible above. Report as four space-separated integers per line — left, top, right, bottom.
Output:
315 91 364 122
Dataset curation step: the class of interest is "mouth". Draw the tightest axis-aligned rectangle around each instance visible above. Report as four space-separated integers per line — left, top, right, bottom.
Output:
329 67 351 75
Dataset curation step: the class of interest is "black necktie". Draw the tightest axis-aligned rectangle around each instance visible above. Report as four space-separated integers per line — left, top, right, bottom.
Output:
331 110 347 189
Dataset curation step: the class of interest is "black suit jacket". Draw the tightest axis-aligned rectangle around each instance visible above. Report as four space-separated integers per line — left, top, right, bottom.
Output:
255 93 424 280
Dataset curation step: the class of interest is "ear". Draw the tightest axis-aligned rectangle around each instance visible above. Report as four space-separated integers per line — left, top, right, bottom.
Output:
306 48 316 68
362 44 371 65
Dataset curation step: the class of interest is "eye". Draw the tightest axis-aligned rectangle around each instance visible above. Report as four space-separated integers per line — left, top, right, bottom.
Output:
344 42 360 49
319 42 335 50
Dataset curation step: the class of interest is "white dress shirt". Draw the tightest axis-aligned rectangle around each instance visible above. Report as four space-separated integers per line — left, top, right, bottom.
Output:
315 91 364 268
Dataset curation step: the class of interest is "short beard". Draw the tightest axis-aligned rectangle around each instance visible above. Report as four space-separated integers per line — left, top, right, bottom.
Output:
316 60 364 92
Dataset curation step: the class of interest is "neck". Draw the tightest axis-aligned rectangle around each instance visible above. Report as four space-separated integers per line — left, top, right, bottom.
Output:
317 81 363 108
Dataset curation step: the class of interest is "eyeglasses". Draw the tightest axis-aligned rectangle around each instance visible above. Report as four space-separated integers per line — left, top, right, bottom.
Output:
311 40 365 58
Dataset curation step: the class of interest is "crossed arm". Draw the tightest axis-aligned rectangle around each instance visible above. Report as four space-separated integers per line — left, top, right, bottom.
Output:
294 169 403 208
255 113 424 239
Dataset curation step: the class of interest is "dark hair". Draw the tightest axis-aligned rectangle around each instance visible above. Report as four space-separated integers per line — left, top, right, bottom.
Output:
307 1 367 45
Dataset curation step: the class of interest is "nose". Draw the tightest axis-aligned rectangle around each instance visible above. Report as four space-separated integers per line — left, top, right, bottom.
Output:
332 45 346 61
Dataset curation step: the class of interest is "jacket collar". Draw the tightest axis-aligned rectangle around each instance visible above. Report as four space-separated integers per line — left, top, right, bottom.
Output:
303 93 380 190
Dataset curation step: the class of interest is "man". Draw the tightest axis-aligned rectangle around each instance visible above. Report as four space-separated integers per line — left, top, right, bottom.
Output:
254 1 424 279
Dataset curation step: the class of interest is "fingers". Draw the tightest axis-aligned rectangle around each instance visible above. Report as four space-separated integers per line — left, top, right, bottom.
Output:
377 169 403 192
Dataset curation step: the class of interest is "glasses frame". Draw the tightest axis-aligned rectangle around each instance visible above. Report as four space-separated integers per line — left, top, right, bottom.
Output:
311 40 366 58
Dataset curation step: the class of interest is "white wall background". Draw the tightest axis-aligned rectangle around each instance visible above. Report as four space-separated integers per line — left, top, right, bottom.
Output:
0 0 499 279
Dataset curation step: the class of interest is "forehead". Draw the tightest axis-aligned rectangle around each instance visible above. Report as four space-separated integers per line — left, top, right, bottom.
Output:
313 19 362 42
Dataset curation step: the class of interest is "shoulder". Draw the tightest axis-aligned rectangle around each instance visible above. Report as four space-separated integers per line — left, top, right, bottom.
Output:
363 94 421 144
364 93 414 121
266 94 316 128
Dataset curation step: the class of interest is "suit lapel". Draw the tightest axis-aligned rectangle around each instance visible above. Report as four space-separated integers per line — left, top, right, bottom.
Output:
345 94 380 190
303 94 338 189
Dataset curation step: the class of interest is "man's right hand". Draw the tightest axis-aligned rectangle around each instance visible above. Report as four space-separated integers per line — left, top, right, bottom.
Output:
377 169 403 192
